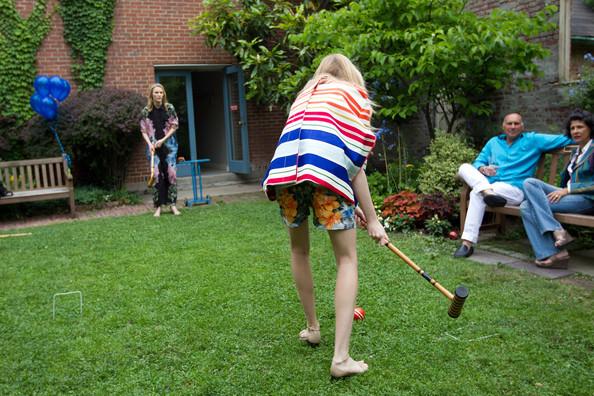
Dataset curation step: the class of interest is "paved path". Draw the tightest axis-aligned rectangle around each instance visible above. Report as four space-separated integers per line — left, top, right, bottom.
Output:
470 247 594 278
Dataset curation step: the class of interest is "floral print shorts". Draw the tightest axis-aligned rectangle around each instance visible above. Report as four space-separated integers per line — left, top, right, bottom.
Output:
275 183 355 230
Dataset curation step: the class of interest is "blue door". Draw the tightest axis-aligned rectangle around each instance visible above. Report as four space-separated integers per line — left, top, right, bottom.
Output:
156 71 196 177
223 65 250 174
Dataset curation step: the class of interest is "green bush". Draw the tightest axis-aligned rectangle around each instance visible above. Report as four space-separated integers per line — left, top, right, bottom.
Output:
424 214 452 237
418 130 477 195
20 88 145 188
0 115 22 160
568 62 594 113
75 186 141 208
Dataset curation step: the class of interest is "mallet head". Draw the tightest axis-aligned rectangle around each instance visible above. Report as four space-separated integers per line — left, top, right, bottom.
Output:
447 285 469 319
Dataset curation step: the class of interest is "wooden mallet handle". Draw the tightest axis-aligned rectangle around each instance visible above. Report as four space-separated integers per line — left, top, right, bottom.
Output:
386 243 468 318
147 151 155 187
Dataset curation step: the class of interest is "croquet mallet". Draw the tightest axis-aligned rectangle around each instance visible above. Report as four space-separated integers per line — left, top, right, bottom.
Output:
147 151 155 188
386 243 469 318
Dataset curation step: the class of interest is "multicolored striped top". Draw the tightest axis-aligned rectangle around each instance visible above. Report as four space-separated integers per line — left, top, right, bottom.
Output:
262 77 376 203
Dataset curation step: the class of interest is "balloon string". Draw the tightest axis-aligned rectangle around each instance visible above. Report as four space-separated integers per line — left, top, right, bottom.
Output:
49 124 72 169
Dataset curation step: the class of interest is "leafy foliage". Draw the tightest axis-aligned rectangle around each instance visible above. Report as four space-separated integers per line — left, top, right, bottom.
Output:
19 88 145 188
0 114 21 160
58 0 116 89
418 130 477 195
193 0 557 137
568 56 594 113
0 0 50 122
188 0 342 108
424 214 452 237
380 190 457 233
292 0 557 137
381 190 422 223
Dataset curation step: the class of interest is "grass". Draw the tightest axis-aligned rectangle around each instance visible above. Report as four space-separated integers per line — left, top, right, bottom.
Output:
1 200 593 395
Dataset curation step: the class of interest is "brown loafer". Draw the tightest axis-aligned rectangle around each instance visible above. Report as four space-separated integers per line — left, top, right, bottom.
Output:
535 251 570 269
553 229 575 248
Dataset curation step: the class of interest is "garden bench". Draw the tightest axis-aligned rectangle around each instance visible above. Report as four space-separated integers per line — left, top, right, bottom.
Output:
0 157 75 214
459 147 594 234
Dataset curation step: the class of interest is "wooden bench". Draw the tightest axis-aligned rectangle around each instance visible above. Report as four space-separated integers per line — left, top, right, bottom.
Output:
0 157 75 214
460 147 594 233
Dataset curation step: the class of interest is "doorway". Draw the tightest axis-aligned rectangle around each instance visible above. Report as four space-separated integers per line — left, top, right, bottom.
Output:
156 66 250 177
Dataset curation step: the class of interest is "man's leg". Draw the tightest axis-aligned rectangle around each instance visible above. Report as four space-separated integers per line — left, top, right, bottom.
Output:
455 164 491 257
459 163 508 207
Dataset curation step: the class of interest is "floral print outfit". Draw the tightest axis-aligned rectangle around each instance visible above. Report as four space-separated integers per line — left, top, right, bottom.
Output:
275 182 355 230
140 103 179 207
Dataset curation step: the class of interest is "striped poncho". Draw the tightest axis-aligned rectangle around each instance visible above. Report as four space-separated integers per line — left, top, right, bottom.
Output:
262 77 376 204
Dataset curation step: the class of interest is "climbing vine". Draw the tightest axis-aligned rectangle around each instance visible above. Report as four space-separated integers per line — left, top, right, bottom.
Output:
59 0 116 90
0 0 50 122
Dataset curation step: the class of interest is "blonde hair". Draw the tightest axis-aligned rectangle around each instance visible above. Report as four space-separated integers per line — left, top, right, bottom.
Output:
146 83 169 111
302 54 367 94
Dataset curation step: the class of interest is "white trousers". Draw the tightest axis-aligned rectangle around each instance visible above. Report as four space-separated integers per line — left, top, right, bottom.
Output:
458 163 524 243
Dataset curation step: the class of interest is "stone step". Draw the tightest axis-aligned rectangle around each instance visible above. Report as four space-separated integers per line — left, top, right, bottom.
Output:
177 171 258 189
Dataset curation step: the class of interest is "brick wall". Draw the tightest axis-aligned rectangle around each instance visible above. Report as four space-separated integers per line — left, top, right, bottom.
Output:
18 0 285 186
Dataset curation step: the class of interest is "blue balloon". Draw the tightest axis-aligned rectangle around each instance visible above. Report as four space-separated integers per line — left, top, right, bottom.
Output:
30 93 44 114
40 96 58 120
34 75 50 97
48 76 64 100
59 79 71 101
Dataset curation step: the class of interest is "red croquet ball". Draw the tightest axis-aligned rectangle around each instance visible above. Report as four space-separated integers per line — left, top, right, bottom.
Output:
448 230 459 240
354 307 366 320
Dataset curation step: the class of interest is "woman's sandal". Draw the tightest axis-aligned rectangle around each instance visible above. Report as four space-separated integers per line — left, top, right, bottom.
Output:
553 229 575 248
535 250 570 269
298 326 320 345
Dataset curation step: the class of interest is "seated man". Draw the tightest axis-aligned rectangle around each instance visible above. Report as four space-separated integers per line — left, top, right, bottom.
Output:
454 112 572 258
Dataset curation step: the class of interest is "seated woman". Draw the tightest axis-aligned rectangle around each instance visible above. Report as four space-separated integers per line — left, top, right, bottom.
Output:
520 109 594 269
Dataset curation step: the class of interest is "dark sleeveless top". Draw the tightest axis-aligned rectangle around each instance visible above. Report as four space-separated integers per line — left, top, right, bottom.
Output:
149 106 167 140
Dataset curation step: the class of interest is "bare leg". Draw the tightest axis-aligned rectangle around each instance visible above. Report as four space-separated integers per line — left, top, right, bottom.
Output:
288 222 319 342
153 206 161 217
328 228 368 377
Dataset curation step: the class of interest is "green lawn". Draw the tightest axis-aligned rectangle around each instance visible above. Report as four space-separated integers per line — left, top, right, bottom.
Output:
1 200 592 395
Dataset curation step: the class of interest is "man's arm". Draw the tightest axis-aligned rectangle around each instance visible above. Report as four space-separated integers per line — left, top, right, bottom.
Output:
472 139 493 170
534 132 573 151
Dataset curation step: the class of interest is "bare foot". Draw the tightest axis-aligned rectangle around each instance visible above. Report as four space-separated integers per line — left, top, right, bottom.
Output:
171 205 181 216
298 326 320 345
330 357 368 378
153 207 161 217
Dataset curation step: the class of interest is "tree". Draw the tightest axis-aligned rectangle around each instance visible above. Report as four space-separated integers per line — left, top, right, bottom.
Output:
291 0 557 138
188 0 341 109
191 0 556 138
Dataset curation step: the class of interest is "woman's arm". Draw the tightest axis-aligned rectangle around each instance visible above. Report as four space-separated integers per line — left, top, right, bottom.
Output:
352 168 389 245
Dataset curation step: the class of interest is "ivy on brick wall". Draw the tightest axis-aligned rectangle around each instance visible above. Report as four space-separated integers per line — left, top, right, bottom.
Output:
0 0 50 122
58 0 116 90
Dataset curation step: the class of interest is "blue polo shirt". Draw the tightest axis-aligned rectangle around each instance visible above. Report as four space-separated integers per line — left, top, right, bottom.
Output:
472 132 573 190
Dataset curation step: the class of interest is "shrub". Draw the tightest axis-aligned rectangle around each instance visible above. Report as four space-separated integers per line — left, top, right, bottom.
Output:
418 130 477 195
419 192 457 224
424 214 452 237
379 190 458 235
0 115 21 160
21 88 145 188
381 190 423 226
568 56 594 113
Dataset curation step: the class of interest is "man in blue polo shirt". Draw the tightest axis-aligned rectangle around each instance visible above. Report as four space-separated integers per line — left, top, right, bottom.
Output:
454 113 573 258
